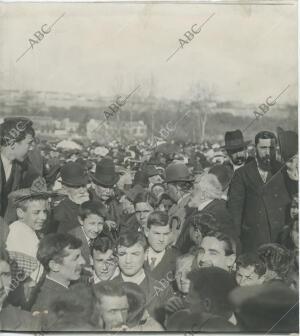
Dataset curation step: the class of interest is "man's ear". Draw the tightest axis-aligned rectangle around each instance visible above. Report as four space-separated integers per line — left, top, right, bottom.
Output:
16 207 25 220
49 260 61 272
89 254 94 266
144 226 150 238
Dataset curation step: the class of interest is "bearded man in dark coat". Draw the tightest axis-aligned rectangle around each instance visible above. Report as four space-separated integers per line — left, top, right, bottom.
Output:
228 131 291 252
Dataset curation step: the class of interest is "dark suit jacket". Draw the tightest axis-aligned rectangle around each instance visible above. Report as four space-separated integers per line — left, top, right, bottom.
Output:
53 197 81 233
69 226 91 266
144 247 179 282
0 158 23 217
228 160 290 252
176 199 240 254
0 304 41 331
31 277 70 313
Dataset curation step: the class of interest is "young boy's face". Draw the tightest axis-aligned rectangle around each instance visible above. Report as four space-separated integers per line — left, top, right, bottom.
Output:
93 249 117 281
20 199 48 231
82 214 104 239
145 224 171 253
236 265 264 286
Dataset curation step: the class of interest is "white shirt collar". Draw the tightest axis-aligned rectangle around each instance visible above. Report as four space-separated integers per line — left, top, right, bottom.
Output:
197 199 213 211
121 269 145 285
229 313 237 325
147 247 165 268
93 267 120 284
46 275 69 288
1 153 12 180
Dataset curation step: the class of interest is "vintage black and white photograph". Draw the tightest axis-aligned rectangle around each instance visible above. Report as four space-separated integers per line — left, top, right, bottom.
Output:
0 0 298 333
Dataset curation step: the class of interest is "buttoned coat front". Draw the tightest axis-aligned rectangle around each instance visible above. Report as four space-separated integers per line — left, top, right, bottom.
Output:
228 160 290 252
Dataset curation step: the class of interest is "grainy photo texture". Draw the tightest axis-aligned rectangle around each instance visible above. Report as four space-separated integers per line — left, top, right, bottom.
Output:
0 0 298 334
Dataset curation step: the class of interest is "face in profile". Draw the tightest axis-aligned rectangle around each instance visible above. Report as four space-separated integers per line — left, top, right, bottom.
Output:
55 247 85 281
93 249 118 281
98 295 129 331
20 199 48 231
117 243 145 277
81 214 104 239
12 134 34 162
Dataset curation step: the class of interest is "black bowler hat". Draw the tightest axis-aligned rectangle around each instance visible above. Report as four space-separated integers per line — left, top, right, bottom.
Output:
90 157 119 187
222 130 251 151
60 162 89 187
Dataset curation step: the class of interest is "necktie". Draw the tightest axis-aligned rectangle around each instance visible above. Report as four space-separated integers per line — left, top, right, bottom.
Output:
149 257 156 270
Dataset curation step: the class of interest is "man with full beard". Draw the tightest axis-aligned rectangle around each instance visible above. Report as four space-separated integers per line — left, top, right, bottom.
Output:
228 131 290 252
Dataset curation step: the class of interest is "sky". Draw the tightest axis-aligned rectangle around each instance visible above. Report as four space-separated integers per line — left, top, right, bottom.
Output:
0 1 298 105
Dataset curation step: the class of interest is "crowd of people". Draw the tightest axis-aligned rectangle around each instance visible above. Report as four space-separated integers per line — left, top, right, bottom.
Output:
0 116 298 332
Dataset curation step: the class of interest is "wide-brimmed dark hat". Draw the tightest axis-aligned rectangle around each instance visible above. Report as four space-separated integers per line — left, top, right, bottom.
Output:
277 127 298 162
165 163 194 183
60 162 89 187
9 177 56 203
90 157 119 187
222 130 251 150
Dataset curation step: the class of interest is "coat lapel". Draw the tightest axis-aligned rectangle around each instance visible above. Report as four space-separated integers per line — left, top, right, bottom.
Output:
244 160 265 193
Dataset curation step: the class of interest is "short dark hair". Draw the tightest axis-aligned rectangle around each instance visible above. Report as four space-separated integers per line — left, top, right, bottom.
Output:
257 243 292 280
236 253 266 277
37 233 82 273
188 267 237 318
117 231 148 251
93 281 126 305
91 236 116 256
255 131 277 146
205 230 236 255
78 200 106 221
147 210 170 229
0 118 35 147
